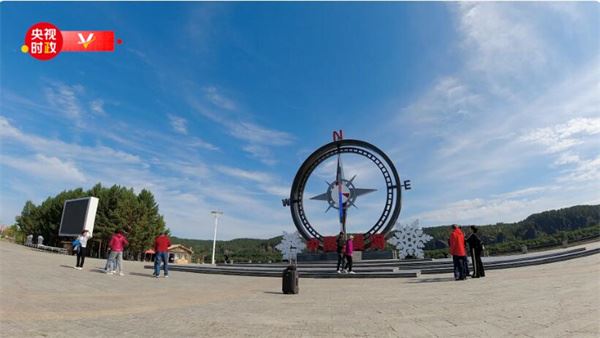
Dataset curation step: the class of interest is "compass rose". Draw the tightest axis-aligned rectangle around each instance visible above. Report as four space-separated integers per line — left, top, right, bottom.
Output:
308 151 377 236
309 175 377 212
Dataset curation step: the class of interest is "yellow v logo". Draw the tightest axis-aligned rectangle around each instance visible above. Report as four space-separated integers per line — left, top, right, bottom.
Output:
77 33 96 49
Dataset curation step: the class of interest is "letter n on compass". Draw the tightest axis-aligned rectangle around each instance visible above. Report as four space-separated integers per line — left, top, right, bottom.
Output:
333 129 343 142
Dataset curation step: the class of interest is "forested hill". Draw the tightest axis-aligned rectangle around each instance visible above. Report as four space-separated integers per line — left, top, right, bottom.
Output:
170 237 283 263
173 204 599 261
422 204 599 255
522 205 599 232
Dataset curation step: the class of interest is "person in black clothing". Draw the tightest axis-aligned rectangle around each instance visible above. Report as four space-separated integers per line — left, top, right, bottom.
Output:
459 226 470 278
466 226 485 278
336 231 345 273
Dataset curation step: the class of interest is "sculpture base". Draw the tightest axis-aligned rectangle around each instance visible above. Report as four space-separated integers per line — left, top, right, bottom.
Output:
297 252 338 262
297 250 396 262
362 250 396 260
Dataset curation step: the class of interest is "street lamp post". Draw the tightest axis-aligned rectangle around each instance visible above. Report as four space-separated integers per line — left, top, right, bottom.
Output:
210 211 223 265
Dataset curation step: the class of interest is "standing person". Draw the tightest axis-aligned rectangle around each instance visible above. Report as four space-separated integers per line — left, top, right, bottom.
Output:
466 226 486 278
74 230 91 270
344 235 355 274
104 247 114 274
336 231 346 273
153 232 171 278
108 230 128 276
449 225 467 280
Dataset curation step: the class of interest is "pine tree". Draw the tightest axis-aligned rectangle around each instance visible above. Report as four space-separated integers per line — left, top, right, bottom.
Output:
14 184 169 259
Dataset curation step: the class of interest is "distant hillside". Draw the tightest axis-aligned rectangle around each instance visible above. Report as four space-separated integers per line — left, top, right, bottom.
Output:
171 205 600 262
422 204 600 257
170 236 283 263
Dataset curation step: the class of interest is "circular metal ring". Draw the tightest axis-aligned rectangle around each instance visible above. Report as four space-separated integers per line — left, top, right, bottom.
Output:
289 139 402 243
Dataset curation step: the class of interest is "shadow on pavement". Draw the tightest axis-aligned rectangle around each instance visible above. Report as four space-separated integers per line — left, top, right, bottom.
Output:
59 264 75 269
407 276 458 283
263 291 285 295
90 267 110 274
129 272 158 278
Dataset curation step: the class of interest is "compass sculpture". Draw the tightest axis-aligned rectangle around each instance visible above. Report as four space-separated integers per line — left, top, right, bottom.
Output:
283 130 411 249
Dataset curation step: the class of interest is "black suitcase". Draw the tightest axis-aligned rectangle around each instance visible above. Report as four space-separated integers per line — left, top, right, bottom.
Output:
282 265 299 294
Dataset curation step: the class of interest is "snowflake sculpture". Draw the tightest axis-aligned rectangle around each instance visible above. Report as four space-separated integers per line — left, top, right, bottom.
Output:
387 219 433 259
275 231 306 261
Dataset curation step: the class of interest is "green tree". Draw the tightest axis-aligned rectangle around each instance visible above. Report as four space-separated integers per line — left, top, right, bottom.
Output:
13 184 168 259
15 201 38 236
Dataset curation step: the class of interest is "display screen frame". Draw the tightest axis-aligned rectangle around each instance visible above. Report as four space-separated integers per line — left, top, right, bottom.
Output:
58 197 98 236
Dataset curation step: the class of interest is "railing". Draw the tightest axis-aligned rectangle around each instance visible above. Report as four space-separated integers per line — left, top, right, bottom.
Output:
24 243 68 255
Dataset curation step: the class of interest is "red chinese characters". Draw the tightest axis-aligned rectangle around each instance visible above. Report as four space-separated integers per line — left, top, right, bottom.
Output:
24 22 63 61
353 234 365 251
370 234 386 250
306 238 320 252
323 236 337 252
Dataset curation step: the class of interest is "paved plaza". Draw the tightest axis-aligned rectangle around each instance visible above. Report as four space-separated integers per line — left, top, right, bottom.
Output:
0 240 599 337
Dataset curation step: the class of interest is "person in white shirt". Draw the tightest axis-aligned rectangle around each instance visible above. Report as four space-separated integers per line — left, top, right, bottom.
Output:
74 230 92 270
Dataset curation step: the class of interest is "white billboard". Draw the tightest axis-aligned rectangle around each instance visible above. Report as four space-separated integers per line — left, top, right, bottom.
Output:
58 197 99 236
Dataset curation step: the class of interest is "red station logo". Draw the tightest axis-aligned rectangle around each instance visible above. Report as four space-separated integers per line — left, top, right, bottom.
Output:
22 22 122 61
22 22 63 61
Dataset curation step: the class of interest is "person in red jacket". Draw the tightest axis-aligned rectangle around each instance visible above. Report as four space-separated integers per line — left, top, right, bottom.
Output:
153 232 171 278
108 230 129 276
449 224 467 280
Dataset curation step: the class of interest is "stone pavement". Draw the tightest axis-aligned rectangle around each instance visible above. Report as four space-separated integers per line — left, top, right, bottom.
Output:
0 240 598 337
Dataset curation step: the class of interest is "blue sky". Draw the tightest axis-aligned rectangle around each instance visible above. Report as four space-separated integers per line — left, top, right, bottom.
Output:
1 2 599 240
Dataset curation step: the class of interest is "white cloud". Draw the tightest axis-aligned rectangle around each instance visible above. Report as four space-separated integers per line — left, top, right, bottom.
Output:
236 124 295 164
261 185 290 198
242 144 277 165
519 117 600 153
1 154 87 183
492 186 552 200
165 161 211 180
216 166 272 184
189 137 219 151
554 153 580 166
554 117 600 137
89 99 106 116
413 181 600 227
390 4 600 228
0 116 20 138
216 165 289 197
231 121 294 146
31 82 114 128
517 117 600 186
403 77 482 128
457 3 547 76
168 114 188 135
203 86 236 110
1 115 292 239
189 93 295 165
0 116 141 165
416 198 526 225
44 83 85 126
557 155 600 184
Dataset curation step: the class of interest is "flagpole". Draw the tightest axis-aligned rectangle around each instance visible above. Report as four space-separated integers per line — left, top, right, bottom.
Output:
337 153 347 240
210 211 223 265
